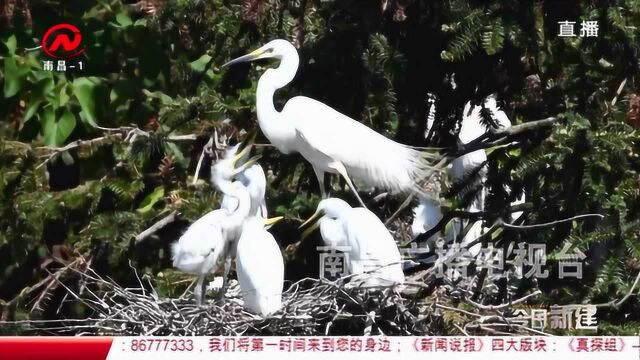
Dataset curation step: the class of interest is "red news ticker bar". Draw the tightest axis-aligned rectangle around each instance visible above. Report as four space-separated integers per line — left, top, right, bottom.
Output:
0 337 113 360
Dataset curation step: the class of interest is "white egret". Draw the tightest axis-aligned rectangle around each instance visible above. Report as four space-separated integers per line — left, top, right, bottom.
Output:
171 147 261 304
411 101 487 248
484 96 512 129
410 197 443 240
215 144 268 218
171 181 252 305
235 215 285 316
222 39 443 207
300 198 405 286
451 101 488 185
209 144 267 289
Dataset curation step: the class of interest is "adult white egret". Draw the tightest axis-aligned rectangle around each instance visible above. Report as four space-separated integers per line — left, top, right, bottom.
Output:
300 198 405 286
451 101 488 184
235 215 285 316
171 180 253 305
484 96 512 129
222 39 443 207
411 101 487 248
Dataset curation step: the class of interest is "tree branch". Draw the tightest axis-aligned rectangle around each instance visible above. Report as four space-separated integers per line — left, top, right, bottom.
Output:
134 211 180 245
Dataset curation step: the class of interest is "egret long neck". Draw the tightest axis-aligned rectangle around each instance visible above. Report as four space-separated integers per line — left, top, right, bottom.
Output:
256 54 299 148
228 185 251 227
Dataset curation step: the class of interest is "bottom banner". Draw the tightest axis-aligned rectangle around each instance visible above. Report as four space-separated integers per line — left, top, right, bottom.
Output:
1 336 639 360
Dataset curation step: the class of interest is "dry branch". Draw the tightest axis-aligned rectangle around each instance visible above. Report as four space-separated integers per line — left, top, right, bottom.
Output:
1 259 552 336
134 210 180 244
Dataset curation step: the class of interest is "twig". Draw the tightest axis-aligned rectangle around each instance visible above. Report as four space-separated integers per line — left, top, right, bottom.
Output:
453 323 469 335
36 135 120 169
500 213 604 230
466 290 542 311
433 304 482 318
594 269 640 309
192 137 213 186
134 211 180 244
453 117 558 158
36 126 197 169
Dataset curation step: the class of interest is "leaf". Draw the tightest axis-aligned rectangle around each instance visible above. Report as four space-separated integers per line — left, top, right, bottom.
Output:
137 186 165 213
142 89 174 105
189 54 212 72
59 84 70 107
165 142 187 167
32 77 55 98
598 58 613 68
5 35 17 54
24 100 42 122
116 13 133 27
72 77 101 126
3 57 30 98
42 109 77 146
482 22 505 55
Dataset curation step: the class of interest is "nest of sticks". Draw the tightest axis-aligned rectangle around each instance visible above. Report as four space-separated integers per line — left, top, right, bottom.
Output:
1 257 549 336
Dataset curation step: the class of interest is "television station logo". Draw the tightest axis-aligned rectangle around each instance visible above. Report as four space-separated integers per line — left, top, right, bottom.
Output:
40 23 86 72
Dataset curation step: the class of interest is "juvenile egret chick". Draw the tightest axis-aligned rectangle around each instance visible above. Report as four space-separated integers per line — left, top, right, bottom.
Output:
236 215 285 316
300 198 405 286
214 144 268 218
222 39 443 207
211 143 260 199
171 182 252 305
237 164 268 218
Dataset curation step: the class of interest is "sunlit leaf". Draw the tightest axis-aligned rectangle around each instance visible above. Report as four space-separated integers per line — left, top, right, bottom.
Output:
137 186 165 213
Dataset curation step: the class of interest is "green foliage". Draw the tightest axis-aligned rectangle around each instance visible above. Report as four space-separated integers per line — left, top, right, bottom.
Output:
0 0 639 335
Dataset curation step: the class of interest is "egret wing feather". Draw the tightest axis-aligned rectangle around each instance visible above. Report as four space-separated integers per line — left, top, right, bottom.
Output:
171 210 227 275
236 225 284 316
344 208 405 285
283 96 441 193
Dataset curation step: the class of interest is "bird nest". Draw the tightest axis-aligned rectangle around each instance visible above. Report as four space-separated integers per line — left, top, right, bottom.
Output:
1 257 547 336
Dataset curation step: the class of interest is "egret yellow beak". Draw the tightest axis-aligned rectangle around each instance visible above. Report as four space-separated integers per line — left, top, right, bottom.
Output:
298 209 324 240
230 141 252 166
222 48 266 68
230 154 262 176
264 216 284 226
300 221 320 240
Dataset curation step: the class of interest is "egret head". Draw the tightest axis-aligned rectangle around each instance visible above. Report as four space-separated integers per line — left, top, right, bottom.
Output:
221 39 298 68
298 198 352 241
211 141 261 193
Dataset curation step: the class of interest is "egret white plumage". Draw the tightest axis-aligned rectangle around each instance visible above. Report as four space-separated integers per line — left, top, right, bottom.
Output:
510 191 526 221
235 215 285 316
171 180 253 305
484 96 512 129
300 198 405 286
222 39 442 207
451 101 489 185
410 197 443 240
411 101 487 248
214 143 268 218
